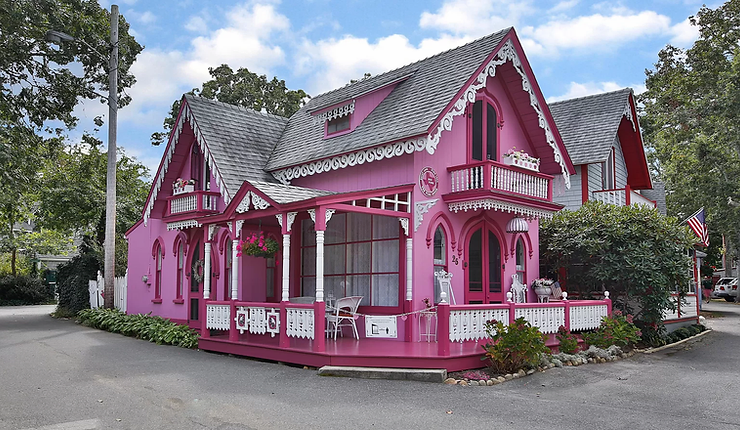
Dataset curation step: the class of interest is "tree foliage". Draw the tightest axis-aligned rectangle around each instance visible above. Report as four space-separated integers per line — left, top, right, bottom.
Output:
151 64 309 145
640 0 740 264
0 0 142 129
540 202 695 333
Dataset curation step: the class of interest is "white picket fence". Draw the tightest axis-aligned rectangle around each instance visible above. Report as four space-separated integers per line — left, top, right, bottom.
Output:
89 271 127 312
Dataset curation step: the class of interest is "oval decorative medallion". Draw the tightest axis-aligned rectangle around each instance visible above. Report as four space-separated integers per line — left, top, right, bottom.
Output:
419 166 439 197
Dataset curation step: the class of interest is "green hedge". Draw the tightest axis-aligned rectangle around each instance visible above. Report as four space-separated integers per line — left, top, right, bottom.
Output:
77 308 200 349
0 275 54 305
56 239 100 315
665 324 707 344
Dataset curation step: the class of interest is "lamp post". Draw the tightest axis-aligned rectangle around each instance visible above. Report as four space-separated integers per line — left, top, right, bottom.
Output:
47 5 119 309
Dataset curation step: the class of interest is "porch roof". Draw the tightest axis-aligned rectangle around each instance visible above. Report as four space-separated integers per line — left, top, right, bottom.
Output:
249 180 336 205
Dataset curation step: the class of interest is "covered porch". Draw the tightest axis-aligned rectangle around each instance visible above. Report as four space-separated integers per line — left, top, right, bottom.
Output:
200 296 612 371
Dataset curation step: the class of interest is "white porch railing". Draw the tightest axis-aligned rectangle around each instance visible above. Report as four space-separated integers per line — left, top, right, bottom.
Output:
170 194 198 214
515 305 565 334
206 303 231 330
663 294 698 322
448 161 551 201
449 308 509 342
168 191 220 215
286 307 315 339
629 189 656 208
569 303 609 331
592 189 626 206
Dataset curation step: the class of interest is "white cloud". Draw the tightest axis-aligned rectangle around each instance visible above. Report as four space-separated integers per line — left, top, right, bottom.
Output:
296 34 470 95
419 0 535 38
548 81 646 102
549 0 579 13
185 16 208 34
127 10 157 25
521 11 672 55
669 18 699 48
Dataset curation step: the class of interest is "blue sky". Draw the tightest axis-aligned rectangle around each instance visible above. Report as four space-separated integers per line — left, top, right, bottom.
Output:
79 0 710 176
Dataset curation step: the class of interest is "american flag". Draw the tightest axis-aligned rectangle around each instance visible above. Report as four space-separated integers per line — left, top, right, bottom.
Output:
686 208 709 247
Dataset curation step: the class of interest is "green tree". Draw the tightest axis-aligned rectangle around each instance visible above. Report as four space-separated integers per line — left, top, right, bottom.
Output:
640 0 740 267
540 202 696 343
151 64 309 145
0 0 142 130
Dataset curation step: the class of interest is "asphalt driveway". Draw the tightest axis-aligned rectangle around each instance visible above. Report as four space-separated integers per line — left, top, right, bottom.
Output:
1 303 738 430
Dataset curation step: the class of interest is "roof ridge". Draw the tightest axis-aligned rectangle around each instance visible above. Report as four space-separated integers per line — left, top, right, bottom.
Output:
309 28 513 101
549 87 632 106
184 93 289 122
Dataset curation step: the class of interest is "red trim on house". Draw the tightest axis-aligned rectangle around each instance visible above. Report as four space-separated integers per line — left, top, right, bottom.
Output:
426 212 457 251
581 164 589 203
456 212 509 260
618 94 652 190
173 299 184 305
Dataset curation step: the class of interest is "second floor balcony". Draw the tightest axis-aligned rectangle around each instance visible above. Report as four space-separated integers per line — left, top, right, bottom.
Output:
166 190 221 217
591 186 656 209
447 160 553 202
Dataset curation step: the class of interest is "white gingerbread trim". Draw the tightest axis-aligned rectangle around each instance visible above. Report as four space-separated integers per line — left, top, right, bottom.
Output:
144 102 231 226
235 220 244 238
275 214 283 229
447 198 554 219
426 39 570 189
307 209 316 224
208 224 217 240
414 199 438 232
623 102 637 132
325 209 336 226
272 137 427 184
311 100 355 126
399 217 410 236
286 212 297 232
252 193 270 210
166 219 202 231
236 191 251 213
236 191 271 213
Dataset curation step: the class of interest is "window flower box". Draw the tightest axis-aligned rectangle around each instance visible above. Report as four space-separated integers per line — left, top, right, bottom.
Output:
173 178 195 195
503 148 540 172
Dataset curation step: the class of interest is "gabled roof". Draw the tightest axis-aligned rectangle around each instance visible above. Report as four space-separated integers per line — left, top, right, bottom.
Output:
249 180 335 205
265 29 511 171
184 94 287 193
548 88 633 165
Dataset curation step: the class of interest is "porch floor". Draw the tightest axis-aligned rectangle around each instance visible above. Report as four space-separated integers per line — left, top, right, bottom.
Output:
199 332 487 372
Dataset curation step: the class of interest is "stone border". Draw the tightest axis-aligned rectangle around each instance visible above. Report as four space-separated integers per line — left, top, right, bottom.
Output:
639 328 712 354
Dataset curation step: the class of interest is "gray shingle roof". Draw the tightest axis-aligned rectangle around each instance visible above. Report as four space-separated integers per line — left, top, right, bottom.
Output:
548 88 633 165
249 180 335 205
265 28 511 171
184 94 288 196
640 181 666 215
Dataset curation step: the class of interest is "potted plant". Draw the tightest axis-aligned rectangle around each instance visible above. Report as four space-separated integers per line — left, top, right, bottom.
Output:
236 232 279 259
503 147 540 172
173 178 196 195
531 278 554 297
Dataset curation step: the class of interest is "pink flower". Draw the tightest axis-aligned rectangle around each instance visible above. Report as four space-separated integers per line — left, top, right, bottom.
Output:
626 315 634 324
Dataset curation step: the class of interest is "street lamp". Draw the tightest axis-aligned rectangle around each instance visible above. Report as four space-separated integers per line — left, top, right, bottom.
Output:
46 5 119 309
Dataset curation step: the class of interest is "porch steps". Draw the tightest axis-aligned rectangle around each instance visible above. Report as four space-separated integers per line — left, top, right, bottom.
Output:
318 365 447 383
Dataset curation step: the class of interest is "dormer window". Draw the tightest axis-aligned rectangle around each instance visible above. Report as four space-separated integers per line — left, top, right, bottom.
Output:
327 116 350 134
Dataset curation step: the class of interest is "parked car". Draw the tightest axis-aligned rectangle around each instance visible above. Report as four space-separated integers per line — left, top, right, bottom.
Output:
713 277 738 302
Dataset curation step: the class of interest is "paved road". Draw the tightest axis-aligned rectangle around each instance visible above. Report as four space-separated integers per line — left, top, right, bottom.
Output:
1 303 739 430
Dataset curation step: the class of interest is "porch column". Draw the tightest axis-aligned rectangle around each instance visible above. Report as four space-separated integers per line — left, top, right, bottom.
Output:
230 220 242 300
406 237 413 301
203 225 214 299
315 230 325 302
282 234 291 302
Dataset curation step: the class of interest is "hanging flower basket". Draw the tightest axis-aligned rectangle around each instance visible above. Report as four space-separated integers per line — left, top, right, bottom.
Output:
237 232 279 259
503 148 540 172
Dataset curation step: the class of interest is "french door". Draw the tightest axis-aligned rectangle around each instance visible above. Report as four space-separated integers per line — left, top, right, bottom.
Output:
465 223 503 304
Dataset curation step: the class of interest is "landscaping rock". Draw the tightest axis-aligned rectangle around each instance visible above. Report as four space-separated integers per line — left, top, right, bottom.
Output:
479 379 487 385
504 374 514 380
444 378 457 385
551 358 563 368
469 380 479 386
497 376 506 383
459 380 468 386
517 370 526 377
526 369 535 375
487 379 494 386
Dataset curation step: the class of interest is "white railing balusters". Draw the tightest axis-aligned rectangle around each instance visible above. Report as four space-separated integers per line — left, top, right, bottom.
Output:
286 307 315 339
569 304 608 331
206 304 231 330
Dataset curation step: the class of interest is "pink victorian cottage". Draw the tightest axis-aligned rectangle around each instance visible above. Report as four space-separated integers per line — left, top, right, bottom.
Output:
126 27 612 371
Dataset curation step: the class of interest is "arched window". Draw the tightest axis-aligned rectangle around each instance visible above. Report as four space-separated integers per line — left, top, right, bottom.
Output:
433 225 447 303
224 239 233 299
176 241 185 301
515 238 525 284
155 243 163 301
471 99 498 162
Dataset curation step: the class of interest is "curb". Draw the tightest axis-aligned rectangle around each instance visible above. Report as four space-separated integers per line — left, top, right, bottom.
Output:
317 366 447 383
640 328 712 354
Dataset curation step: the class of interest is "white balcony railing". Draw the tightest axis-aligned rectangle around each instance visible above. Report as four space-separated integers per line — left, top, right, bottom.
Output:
449 161 551 201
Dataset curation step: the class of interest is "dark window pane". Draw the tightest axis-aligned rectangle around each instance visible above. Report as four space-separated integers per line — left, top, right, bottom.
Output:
487 102 497 160
472 100 483 161
469 229 482 292
190 298 199 320
327 116 350 133
488 231 501 293
191 242 200 292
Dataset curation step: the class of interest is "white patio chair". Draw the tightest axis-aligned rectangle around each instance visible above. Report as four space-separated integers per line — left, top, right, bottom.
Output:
326 296 363 340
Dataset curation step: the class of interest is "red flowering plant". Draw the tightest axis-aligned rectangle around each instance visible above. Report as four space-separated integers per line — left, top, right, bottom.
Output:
236 232 279 259
582 310 641 350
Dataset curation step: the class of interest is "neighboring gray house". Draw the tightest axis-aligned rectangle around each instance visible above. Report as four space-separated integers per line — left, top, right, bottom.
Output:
549 88 657 211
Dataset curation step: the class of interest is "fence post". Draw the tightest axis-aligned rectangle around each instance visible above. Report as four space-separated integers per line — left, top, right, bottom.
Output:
563 293 571 332
279 302 289 348
313 301 325 352
604 291 612 315
509 300 517 325
437 302 450 356
201 300 210 339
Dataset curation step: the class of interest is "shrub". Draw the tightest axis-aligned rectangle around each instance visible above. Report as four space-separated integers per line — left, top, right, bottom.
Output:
481 317 550 374
77 308 200 349
555 325 580 354
56 238 100 315
0 275 53 305
583 311 641 350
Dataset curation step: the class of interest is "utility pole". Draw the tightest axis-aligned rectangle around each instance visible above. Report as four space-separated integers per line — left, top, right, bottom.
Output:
103 5 119 309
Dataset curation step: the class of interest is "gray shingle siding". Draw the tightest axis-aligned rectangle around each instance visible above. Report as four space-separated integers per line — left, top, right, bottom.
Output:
614 137 628 189
588 163 602 196
553 165 583 211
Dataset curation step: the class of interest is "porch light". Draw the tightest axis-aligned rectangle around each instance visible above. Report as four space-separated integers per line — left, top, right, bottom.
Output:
505 217 529 233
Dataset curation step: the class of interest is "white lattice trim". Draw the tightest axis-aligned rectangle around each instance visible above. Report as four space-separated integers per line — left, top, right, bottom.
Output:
144 102 231 226
447 198 554 219
166 219 202 231
311 101 355 125
623 102 637 132
236 191 271 213
286 307 315 339
427 39 570 189
272 137 427 184
414 199 438 232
